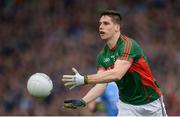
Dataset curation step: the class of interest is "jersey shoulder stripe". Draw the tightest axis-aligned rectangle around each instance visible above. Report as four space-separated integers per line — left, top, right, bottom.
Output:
120 35 132 60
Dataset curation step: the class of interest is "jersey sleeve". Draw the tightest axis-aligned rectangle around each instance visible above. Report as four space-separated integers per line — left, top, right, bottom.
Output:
117 36 143 62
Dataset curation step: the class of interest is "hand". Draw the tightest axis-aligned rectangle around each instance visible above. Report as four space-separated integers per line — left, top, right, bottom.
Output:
62 67 88 89
63 99 86 109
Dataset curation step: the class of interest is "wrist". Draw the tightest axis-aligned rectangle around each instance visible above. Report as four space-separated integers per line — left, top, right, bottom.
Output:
84 75 89 84
80 99 86 106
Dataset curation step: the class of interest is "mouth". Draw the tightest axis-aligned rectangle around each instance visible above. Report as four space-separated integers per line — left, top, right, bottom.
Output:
99 31 105 35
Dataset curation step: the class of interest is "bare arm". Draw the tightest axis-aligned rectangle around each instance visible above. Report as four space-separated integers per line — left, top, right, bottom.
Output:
62 59 131 89
63 70 107 109
82 83 107 104
82 59 131 103
87 59 132 84
81 70 107 104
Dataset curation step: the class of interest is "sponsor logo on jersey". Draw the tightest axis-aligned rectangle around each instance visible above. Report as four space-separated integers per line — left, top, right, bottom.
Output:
110 55 116 62
103 58 110 63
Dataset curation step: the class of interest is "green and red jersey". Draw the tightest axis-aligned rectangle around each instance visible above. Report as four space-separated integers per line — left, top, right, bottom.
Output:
96 35 162 105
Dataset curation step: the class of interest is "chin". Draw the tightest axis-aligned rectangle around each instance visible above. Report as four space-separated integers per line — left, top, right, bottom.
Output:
100 37 106 40
100 36 108 40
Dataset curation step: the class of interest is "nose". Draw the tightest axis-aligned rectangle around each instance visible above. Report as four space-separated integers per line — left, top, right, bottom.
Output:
99 24 103 30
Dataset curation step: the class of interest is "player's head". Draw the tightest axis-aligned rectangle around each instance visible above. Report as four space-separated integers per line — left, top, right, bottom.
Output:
99 10 122 40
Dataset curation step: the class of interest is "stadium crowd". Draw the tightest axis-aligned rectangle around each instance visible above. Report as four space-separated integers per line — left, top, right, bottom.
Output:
0 0 179 116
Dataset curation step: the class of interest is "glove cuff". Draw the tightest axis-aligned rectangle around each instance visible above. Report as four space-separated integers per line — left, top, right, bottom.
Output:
84 75 89 84
80 99 87 106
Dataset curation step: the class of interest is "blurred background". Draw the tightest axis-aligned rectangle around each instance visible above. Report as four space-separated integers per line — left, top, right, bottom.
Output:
0 0 179 116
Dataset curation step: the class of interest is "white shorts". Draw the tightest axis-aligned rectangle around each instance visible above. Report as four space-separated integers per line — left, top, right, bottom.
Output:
117 96 167 116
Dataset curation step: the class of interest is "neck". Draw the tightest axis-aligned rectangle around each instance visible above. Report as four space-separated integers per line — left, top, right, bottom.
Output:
106 32 121 49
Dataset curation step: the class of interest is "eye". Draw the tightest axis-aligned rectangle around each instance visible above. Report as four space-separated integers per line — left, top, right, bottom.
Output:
104 21 109 25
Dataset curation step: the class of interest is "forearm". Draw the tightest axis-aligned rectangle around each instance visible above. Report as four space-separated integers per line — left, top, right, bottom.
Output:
86 60 131 84
82 83 107 104
62 60 131 89
87 69 120 84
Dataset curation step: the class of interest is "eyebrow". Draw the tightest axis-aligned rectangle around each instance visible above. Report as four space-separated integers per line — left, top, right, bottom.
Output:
99 20 110 24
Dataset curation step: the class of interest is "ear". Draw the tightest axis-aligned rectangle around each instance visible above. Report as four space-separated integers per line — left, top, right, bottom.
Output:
115 24 120 32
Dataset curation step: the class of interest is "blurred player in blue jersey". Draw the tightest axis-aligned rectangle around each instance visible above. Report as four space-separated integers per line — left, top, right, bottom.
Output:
99 82 119 116
88 82 119 116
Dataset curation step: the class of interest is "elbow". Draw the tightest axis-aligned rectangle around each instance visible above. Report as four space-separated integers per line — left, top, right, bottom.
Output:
113 70 122 80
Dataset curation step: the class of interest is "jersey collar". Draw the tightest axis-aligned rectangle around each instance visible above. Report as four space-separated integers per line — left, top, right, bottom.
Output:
109 44 117 51
109 35 121 51
108 33 122 51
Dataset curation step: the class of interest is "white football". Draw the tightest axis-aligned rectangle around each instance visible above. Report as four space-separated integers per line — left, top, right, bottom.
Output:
27 73 53 98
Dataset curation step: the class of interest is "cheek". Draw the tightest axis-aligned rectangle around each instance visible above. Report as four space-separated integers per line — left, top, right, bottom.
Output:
107 27 115 34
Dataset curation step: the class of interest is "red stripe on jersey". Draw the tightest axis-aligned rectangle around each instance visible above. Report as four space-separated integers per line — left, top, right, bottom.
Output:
123 35 132 60
97 65 114 71
97 68 106 71
120 35 132 60
128 57 162 96
120 35 127 60
106 65 114 70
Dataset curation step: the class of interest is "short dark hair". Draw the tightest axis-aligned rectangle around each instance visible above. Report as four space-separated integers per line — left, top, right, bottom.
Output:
100 10 122 25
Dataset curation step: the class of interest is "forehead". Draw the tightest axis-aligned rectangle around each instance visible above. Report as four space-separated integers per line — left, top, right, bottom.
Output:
99 16 113 23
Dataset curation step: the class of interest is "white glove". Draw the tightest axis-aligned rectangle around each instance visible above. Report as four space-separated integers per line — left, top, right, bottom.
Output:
62 68 88 89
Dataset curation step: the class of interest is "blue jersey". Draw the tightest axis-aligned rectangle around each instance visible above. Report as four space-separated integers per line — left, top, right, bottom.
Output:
100 82 119 116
